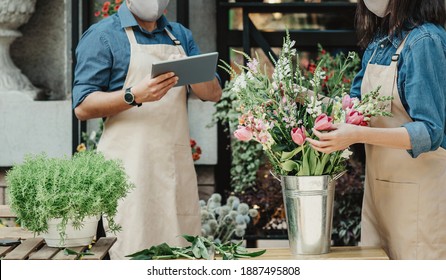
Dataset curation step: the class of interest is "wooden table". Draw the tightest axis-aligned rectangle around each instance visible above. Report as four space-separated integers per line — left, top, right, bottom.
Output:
0 237 116 260
249 246 389 260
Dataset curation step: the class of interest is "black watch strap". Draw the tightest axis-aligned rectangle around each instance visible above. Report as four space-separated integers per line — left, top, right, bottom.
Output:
124 87 142 107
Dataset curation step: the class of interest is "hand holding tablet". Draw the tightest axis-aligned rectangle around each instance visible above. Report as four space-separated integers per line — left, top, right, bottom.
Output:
151 52 219 87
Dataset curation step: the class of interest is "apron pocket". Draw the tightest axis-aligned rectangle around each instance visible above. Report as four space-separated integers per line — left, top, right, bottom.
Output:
173 144 200 216
373 179 420 259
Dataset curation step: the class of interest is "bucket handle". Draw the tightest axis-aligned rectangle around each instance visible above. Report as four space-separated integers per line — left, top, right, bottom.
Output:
270 170 281 182
331 170 347 182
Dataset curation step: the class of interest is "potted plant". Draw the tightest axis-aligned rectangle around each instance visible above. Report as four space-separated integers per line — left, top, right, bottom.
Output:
5 150 134 247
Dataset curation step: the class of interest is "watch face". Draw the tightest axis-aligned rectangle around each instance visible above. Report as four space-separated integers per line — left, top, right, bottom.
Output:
124 91 134 104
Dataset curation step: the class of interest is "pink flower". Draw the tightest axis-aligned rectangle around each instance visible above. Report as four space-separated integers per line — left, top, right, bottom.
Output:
342 95 354 110
247 59 259 73
255 119 267 132
291 126 306 145
346 110 367 126
234 126 253 141
314 114 333 131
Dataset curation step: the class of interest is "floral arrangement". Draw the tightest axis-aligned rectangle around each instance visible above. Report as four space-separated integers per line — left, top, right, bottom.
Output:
200 193 259 244
211 45 361 192
221 33 392 177
94 0 122 18
190 138 202 161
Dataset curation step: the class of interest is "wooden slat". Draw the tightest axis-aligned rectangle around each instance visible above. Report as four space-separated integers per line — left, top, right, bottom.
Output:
0 226 36 239
0 245 17 258
3 238 44 260
52 245 87 260
246 246 389 260
0 205 16 218
82 237 117 260
28 245 61 260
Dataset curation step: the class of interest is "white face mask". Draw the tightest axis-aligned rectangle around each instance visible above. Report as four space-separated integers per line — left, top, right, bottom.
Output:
127 0 170 22
363 0 390 18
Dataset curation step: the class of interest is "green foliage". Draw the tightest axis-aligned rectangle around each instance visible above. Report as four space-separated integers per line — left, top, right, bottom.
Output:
81 120 103 151
331 156 365 246
211 80 264 193
332 193 362 246
126 234 266 260
5 151 135 242
301 44 361 98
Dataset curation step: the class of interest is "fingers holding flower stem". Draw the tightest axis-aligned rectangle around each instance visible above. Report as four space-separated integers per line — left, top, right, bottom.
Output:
307 123 358 154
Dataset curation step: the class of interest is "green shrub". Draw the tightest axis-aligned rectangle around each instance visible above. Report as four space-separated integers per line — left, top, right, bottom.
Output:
6 151 134 240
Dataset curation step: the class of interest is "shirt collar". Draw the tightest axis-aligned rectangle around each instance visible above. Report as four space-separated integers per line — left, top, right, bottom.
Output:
376 29 410 49
118 2 171 32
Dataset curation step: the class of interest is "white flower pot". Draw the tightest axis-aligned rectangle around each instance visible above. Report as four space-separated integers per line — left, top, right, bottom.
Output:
42 215 100 248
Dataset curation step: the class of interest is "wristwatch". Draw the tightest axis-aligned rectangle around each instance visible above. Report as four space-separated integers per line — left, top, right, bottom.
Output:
124 87 142 107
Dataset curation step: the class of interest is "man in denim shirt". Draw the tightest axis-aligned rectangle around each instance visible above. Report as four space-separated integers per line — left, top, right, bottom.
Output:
307 0 446 259
73 0 222 259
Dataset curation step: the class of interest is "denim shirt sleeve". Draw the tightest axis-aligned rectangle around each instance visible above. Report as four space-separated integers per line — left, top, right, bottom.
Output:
349 48 372 99
72 28 113 108
400 32 446 158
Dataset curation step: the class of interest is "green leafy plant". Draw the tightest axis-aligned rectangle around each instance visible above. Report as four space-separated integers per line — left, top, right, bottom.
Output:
126 234 266 260
5 151 135 242
210 80 264 193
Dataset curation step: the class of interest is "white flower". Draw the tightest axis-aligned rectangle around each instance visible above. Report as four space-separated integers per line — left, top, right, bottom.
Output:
89 131 97 141
340 148 353 159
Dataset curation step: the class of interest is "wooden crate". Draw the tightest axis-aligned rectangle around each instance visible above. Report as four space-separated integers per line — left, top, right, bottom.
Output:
0 237 116 260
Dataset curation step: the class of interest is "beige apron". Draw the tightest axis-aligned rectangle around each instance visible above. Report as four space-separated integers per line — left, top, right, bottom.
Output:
97 27 201 260
360 35 446 259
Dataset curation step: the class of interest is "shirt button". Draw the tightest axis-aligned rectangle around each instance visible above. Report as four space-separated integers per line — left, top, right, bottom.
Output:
380 44 385 48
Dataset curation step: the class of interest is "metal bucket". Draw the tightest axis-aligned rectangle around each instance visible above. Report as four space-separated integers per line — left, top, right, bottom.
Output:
281 175 335 255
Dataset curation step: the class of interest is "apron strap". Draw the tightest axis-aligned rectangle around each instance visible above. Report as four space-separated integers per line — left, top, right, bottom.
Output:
124 27 138 45
164 27 189 97
368 32 411 65
390 33 410 64
164 28 182 46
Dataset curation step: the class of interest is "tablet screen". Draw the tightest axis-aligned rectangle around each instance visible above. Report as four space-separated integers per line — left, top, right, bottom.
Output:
151 52 219 87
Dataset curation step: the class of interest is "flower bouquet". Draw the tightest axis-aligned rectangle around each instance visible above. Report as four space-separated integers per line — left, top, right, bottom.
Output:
220 32 392 254
221 33 392 178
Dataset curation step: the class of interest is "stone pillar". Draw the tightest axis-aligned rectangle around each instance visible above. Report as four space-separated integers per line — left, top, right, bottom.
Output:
0 0 72 167
0 0 40 100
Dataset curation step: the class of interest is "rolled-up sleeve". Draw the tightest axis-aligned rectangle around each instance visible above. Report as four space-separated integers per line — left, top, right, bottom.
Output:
401 34 446 158
72 29 113 109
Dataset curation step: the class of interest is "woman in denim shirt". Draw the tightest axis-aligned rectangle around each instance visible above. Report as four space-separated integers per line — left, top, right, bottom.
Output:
307 0 446 259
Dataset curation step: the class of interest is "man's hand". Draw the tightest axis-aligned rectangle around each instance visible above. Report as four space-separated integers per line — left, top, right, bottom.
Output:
131 72 179 103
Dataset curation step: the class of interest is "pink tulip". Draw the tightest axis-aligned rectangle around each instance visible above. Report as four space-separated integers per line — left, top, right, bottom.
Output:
314 114 333 131
342 95 354 110
234 126 253 141
291 126 306 145
345 110 366 126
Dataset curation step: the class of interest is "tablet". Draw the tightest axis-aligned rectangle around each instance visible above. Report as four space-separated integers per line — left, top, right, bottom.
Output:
151 52 219 87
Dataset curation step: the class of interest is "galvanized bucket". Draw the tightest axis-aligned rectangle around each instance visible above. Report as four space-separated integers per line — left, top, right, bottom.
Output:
281 175 335 255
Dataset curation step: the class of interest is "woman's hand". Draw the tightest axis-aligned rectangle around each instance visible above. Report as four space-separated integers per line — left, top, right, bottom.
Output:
306 123 361 154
